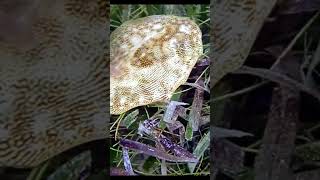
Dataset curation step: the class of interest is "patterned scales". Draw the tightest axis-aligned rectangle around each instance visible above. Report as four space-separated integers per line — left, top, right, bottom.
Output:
0 0 108 167
110 15 203 115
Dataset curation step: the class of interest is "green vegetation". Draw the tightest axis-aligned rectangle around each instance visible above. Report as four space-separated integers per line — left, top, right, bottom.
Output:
110 4 210 176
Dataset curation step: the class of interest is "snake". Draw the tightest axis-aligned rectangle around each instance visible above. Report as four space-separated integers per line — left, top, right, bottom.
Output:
212 0 277 86
0 0 277 168
110 15 203 115
0 0 108 167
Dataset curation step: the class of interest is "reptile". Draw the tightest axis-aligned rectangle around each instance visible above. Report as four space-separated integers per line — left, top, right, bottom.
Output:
0 0 278 168
0 0 108 167
212 0 277 86
110 15 203 115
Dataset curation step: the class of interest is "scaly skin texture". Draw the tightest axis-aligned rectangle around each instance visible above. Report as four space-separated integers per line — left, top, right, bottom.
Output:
211 0 277 86
110 15 203 115
0 0 108 167
210 0 277 175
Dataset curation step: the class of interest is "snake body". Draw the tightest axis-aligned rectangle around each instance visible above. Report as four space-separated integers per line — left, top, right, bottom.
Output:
212 0 277 86
111 15 203 115
0 0 108 167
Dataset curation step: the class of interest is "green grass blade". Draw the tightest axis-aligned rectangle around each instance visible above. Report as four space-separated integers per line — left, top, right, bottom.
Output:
188 132 210 173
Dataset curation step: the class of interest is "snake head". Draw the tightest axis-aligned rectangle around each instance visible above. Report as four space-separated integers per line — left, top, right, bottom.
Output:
110 15 203 115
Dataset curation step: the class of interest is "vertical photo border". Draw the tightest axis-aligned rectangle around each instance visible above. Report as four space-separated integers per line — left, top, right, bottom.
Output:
110 2 210 176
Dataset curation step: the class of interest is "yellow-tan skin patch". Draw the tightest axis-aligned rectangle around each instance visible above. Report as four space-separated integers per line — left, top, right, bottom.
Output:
0 0 108 168
110 15 203 115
